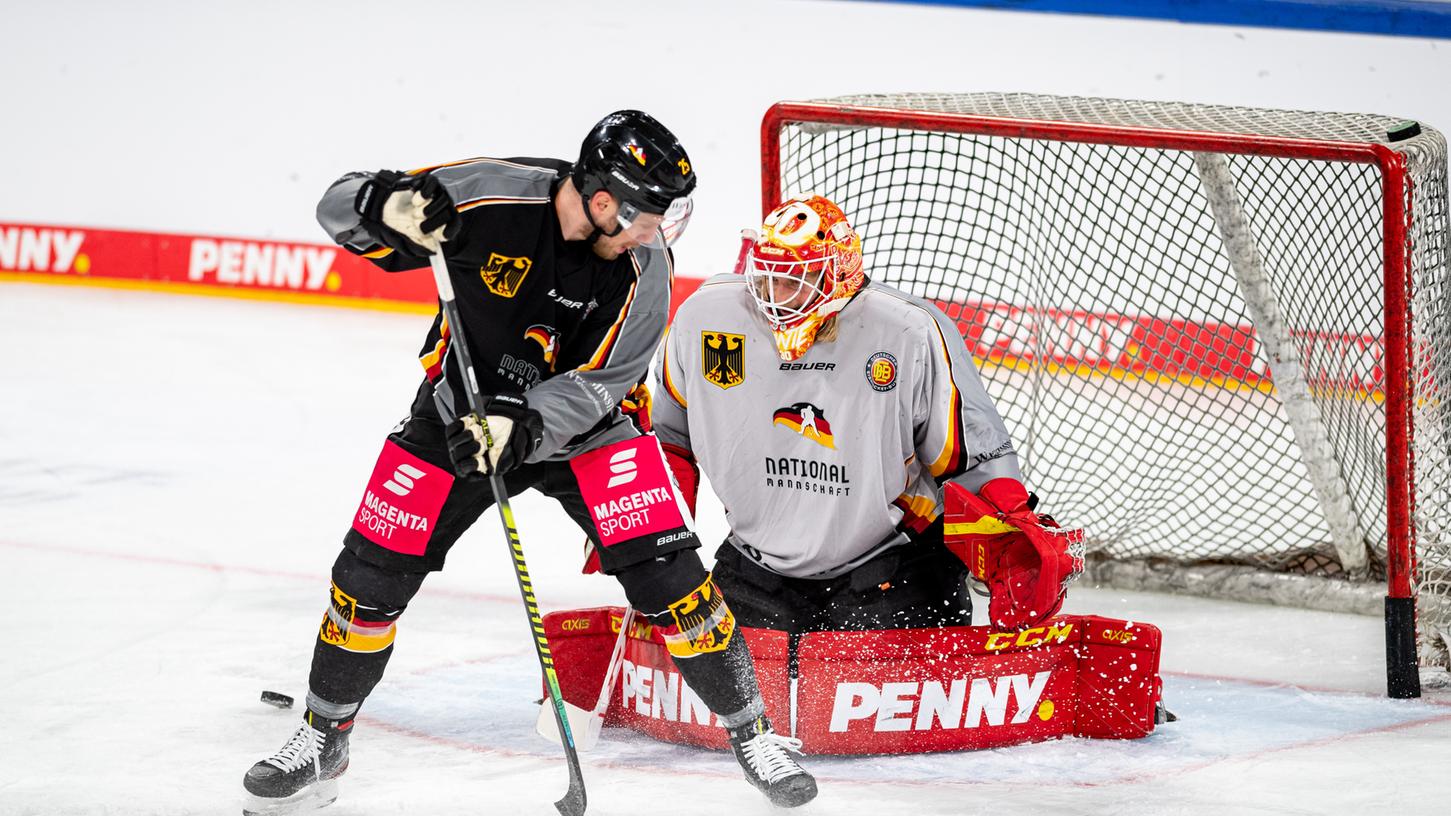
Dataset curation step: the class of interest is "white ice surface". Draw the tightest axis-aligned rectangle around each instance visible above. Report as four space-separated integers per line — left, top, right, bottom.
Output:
3 283 1450 816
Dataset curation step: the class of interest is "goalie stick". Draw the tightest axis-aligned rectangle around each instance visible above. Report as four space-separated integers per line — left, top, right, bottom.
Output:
535 606 637 750
427 250 587 816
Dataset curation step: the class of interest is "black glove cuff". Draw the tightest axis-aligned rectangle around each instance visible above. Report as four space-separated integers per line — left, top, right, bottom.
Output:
487 393 545 455
353 169 406 221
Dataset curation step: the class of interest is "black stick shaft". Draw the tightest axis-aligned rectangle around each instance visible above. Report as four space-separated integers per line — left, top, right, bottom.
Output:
427 251 588 816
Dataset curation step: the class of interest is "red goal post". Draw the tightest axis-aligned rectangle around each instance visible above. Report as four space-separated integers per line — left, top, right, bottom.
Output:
760 93 1449 698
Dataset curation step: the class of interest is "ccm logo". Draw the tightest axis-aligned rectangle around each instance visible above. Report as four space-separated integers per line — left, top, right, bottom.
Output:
984 622 1075 651
607 448 639 488
383 463 428 497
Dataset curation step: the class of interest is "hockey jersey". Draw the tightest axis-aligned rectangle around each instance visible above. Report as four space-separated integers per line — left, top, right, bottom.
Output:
316 157 672 461
653 275 1022 579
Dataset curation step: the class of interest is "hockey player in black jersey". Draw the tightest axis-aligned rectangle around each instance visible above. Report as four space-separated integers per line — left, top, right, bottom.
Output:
242 111 815 814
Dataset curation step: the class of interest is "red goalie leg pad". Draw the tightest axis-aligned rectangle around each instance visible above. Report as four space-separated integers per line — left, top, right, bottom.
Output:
943 481 1085 629
550 609 1163 753
540 607 630 711
611 625 790 749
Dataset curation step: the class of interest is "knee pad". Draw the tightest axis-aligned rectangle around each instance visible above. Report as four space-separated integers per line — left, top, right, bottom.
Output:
318 548 427 654
615 550 737 659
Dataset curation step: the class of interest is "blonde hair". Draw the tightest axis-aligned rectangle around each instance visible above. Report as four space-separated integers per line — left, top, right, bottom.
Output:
817 315 839 344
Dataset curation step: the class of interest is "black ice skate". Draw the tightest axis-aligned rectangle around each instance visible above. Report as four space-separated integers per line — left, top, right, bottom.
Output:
728 715 817 808
242 711 351 815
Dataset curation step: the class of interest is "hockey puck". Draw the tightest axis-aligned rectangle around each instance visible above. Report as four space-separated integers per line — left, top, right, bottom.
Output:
260 690 295 709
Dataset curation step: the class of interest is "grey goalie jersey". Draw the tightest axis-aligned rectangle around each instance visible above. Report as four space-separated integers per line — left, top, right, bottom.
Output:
653 275 1024 579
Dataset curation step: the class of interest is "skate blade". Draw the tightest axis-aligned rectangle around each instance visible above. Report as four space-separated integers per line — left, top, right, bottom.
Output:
242 779 339 816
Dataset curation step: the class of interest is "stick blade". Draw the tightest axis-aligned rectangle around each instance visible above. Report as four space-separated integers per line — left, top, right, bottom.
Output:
535 699 604 752
554 780 587 816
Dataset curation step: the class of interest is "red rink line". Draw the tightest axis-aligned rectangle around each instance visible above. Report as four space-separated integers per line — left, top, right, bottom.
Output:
0 538 520 607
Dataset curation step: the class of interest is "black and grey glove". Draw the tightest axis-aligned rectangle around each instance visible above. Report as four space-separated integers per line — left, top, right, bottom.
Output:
444 394 544 478
353 170 460 258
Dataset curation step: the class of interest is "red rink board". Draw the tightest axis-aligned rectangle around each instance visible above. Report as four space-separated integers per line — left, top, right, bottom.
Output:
543 608 1162 755
0 221 702 317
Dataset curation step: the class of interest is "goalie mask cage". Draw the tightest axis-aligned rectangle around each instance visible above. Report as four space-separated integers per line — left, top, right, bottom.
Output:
762 93 1449 698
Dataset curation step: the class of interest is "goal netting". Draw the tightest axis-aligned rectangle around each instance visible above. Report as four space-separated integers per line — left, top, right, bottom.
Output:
763 93 1450 695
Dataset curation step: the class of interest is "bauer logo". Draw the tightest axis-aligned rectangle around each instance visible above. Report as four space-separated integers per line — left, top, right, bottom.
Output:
829 670 1054 732
0 226 86 274
188 239 337 291
382 463 427 497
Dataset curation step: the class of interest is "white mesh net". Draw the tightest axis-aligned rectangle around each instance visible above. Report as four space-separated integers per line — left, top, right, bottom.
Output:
771 92 1451 669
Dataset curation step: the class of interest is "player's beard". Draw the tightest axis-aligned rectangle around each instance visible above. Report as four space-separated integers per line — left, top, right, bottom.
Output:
591 232 633 260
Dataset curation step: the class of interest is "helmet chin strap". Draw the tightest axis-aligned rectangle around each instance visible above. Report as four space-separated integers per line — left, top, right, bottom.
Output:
580 189 624 246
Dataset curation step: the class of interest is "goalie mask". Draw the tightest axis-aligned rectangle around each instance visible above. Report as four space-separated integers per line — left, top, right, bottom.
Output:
746 196 864 361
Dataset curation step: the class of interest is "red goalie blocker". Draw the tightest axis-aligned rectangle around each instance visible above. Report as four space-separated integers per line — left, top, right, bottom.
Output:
541 608 1162 754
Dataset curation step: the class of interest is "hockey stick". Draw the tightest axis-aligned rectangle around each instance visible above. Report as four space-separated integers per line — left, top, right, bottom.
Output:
731 229 757 275
427 250 587 816
535 606 636 750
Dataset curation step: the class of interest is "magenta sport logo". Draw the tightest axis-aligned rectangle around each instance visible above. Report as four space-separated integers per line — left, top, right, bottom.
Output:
382 463 428 497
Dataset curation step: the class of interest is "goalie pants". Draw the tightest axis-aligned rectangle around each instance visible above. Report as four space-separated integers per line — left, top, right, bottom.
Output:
711 517 972 633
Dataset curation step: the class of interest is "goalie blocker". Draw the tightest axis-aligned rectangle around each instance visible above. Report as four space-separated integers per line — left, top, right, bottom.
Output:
542 607 1162 754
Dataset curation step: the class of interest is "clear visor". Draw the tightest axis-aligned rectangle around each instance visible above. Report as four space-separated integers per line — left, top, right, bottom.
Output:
747 254 833 329
616 196 693 249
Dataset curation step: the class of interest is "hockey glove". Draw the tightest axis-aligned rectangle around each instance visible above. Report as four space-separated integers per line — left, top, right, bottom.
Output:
942 478 1085 630
444 394 544 478
353 170 460 258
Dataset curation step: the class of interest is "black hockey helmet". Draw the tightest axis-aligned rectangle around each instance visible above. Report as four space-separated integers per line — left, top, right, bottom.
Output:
572 110 697 247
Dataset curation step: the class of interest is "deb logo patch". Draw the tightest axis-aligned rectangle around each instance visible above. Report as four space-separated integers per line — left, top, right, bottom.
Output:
702 331 745 390
866 351 898 392
481 252 532 298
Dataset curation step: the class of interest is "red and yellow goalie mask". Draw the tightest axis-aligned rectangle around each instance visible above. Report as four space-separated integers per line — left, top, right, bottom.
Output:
746 196 864 361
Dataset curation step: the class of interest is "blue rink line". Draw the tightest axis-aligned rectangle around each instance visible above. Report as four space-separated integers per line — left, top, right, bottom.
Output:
364 655 1450 787
848 0 1451 38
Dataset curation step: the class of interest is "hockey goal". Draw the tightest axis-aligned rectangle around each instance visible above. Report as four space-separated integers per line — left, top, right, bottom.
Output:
761 93 1449 698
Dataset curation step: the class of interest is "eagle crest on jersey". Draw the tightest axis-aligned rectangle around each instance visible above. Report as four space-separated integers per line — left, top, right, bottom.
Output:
480 252 532 298
702 331 745 389
747 196 864 361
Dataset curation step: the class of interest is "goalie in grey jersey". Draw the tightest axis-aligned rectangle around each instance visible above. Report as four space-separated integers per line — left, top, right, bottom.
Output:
653 196 1083 634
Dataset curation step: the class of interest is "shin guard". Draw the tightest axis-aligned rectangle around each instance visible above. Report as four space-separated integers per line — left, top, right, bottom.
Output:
308 549 426 707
